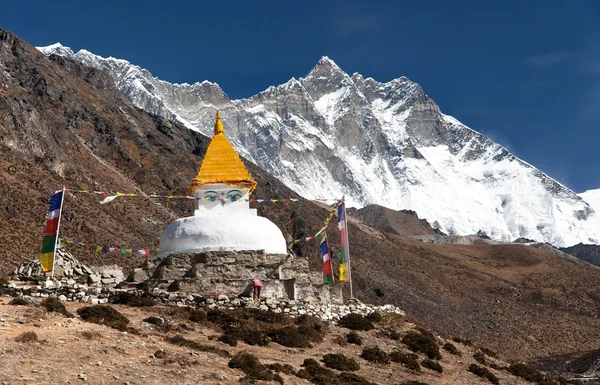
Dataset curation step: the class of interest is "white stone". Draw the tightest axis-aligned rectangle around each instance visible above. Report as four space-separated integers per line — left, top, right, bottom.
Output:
91 298 99 305
58 295 67 302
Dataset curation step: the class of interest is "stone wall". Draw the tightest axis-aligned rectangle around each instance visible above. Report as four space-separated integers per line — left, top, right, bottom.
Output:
149 250 332 303
0 283 404 322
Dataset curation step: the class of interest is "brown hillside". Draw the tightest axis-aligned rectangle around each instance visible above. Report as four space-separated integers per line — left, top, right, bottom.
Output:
348 204 444 237
3 27 600 364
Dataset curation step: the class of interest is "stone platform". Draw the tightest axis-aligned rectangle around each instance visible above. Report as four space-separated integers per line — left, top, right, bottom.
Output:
148 250 332 303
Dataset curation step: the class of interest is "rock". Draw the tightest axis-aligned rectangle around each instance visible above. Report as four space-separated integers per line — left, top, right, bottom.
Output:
88 274 100 284
77 373 86 381
127 268 149 283
217 294 228 301
145 316 165 326
58 295 67 302
101 278 116 285
91 298 99 305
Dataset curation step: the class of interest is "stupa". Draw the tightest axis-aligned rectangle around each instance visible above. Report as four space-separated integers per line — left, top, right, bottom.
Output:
159 111 287 255
151 111 329 302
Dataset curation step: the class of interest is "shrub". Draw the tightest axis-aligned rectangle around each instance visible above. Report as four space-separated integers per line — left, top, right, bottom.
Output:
508 362 546 382
366 311 383 323
337 372 377 384
77 305 130 331
390 351 420 371
111 291 155 307
269 326 311 348
468 364 499 384
379 328 401 341
322 353 360 371
229 352 281 383
217 332 238 347
421 359 443 373
300 358 338 383
402 331 441 360
0 277 8 286
8 297 30 306
443 342 460 355
166 335 230 357
41 297 73 318
298 323 325 343
453 336 473 346
268 363 296 375
15 331 38 343
347 331 362 345
298 358 375 384
361 346 390 364
295 369 312 381
474 351 487 365
188 309 207 323
338 313 375 331
333 334 348 346
480 347 498 359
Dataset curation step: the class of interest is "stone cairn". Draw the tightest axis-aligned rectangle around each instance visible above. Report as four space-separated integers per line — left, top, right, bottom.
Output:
12 248 125 285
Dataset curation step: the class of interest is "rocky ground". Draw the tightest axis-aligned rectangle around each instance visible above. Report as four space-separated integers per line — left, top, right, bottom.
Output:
0 295 547 385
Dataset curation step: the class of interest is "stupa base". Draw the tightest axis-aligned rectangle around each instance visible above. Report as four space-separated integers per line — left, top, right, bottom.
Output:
147 250 331 303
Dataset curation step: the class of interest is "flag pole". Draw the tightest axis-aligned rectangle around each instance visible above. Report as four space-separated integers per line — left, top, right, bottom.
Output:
343 198 353 299
51 187 66 279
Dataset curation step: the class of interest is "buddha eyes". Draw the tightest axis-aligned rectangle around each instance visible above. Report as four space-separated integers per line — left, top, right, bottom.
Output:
204 190 243 203
204 191 219 202
227 190 243 202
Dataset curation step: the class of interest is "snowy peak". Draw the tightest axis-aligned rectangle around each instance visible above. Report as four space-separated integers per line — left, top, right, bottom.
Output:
580 189 600 215
36 43 74 57
36 45 600 246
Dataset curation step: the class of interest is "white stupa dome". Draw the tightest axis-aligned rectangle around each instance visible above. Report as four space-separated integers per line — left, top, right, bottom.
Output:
158 111 288 256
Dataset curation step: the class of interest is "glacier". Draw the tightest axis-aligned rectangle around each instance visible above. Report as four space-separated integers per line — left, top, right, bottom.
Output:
37 44 600 247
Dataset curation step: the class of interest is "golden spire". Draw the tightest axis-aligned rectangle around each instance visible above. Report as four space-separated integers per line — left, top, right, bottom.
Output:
189 110 257 194
214 110 224 135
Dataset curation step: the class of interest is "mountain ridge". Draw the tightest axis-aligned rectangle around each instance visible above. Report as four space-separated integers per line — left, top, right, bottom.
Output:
36 44 600 247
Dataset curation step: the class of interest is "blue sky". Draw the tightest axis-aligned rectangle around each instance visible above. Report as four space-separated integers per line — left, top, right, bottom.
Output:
2 0 600 192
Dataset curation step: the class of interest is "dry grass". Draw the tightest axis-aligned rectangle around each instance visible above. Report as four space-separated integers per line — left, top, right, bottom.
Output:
166 335 230 358
15 331 38 343
80 330 102 340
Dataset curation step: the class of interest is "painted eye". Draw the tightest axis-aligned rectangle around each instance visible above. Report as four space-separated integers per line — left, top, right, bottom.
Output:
227 190 243 202
204 191 219 202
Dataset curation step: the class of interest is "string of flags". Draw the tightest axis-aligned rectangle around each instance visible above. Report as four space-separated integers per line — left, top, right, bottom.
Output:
63 188 340 204
288 200 341 246
59 237 158 257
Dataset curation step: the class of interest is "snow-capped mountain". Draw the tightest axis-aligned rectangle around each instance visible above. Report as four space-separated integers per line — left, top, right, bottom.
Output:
37 43 600 247
580 190 600 217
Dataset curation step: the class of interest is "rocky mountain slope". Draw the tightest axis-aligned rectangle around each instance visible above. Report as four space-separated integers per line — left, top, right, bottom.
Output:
347 205 444 237
36 44 600 247
5 27 600 365
560 243 600 268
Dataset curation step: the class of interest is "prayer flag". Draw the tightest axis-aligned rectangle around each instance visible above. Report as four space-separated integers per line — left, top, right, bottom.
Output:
40 190 64 273
317 234 334 288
